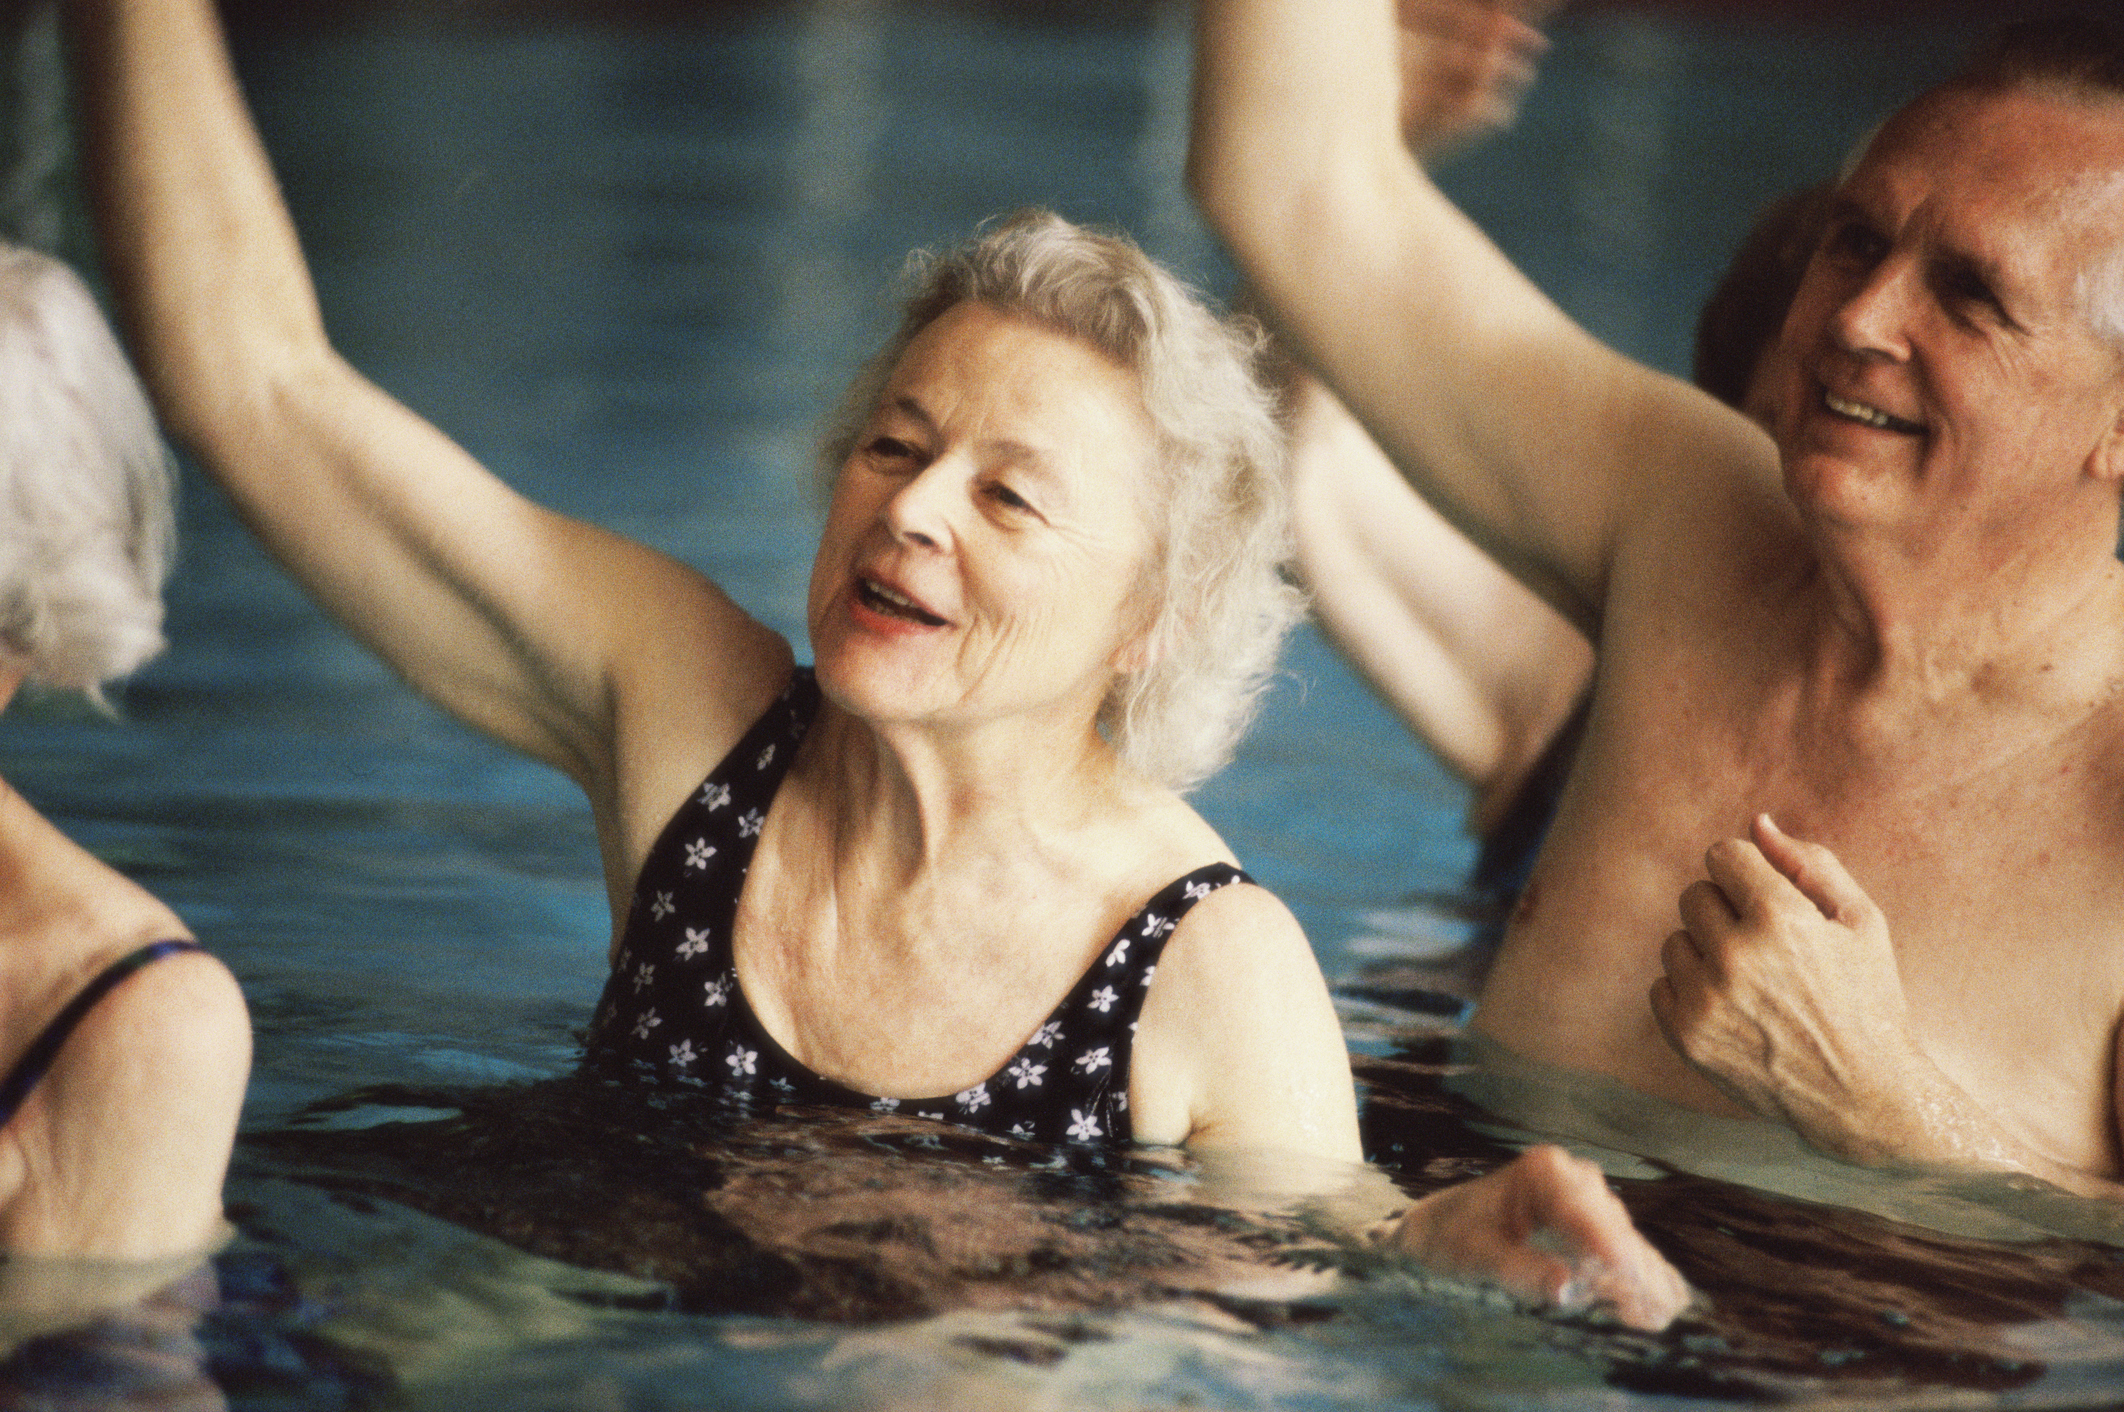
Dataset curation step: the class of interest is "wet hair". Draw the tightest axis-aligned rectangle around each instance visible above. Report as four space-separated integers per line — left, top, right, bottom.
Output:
819 210 1301 793
0 244 174 702
1692 182 1834 414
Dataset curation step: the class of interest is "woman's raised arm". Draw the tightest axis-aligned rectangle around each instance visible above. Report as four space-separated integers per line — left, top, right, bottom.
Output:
65 0 789 856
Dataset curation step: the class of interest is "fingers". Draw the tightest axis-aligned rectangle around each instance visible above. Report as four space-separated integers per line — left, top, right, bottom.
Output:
1502 1147 1690 1331
1402 1147 1690 1332
1676 876 1737 939
1751 813 1875 926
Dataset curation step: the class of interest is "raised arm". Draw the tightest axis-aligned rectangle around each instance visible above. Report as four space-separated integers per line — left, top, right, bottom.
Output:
1189 0 1759 630
66 0 789 901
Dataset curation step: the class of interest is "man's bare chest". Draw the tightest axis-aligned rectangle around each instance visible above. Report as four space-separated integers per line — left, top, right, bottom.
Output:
1501 617 2124 1164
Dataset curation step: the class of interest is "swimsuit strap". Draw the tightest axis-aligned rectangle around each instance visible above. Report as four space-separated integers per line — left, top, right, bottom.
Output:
0 940 206 1130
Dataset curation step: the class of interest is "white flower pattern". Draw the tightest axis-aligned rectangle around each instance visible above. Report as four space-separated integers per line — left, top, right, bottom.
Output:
596 672 1243 1150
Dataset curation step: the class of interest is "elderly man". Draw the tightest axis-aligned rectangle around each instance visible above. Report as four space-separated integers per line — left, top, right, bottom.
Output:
1193 10 2124 1197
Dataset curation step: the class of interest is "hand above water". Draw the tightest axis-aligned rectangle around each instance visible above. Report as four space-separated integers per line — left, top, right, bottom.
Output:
1650 816 2124 1200
1388 1144 1689 1330
1395 0 1564 158
1649 815 2040 1177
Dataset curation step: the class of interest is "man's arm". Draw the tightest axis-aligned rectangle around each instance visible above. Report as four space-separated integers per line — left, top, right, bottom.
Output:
65 0 789 806
1652 815 2124 1200
1189 0 1761 631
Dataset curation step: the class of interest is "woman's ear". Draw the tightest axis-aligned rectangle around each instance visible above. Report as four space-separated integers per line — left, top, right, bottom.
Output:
1110 624 1160 676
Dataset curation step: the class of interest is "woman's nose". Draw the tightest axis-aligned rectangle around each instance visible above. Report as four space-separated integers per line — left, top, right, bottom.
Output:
882 459 958 550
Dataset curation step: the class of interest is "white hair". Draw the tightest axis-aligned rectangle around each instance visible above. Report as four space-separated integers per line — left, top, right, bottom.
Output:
0 244 173 702
820 211 1303 792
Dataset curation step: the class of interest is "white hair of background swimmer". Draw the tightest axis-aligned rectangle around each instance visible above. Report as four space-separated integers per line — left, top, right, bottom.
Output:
0 243 173 702
819 210 1304 793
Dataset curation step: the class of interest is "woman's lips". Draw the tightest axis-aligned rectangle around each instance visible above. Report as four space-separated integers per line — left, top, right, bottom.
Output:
855 575 949 627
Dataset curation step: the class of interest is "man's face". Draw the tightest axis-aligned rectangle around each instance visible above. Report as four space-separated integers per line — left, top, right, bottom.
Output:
1771 85 2124 550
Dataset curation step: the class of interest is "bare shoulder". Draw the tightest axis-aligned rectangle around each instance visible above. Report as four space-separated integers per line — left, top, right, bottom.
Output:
2 947 250 1259
1130 879 1362 1160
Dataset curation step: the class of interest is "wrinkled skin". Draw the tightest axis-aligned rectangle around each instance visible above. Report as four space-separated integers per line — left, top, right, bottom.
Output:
1651 815 2014 1173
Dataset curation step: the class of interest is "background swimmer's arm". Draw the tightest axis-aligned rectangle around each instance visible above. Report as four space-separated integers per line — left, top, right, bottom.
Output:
66 0 790 815
0 952 248 1260
1190 0 1766 635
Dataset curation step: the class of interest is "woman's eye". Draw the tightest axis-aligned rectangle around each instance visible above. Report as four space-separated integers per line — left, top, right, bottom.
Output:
867 436 916 462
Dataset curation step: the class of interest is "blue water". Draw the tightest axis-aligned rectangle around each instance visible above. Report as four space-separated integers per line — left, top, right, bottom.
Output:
16 2 2124 1406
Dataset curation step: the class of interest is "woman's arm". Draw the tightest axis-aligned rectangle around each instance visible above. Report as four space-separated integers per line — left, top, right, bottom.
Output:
65 0 790 818
1135 885 1686 1330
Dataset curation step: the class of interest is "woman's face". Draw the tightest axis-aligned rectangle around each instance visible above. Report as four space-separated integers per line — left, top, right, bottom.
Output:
807 301 1158 742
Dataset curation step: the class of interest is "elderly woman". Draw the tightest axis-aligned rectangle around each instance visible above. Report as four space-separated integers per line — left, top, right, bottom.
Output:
0 243 248 1258
68 0 1684 1326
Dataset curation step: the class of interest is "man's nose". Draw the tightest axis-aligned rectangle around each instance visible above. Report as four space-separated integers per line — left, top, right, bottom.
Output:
1828 258 1917 363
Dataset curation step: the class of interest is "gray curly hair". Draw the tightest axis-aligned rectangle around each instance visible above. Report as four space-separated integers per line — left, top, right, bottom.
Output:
0 244 173 703
819 211 1302 792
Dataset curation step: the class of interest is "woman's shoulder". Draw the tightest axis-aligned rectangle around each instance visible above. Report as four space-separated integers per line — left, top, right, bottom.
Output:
1 941 249 1257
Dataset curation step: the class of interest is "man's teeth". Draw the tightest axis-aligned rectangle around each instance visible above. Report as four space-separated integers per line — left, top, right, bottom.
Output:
861 579 944 624
1823 392 1921 434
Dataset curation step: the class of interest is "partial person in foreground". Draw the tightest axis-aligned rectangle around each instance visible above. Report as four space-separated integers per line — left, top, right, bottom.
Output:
0 242 248 1257
67 0 1685 1327
1195 8 2124 1197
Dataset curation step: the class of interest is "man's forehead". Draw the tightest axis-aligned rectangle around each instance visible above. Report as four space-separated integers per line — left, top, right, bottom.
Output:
1849 87 2124 232
1864 86 2124 181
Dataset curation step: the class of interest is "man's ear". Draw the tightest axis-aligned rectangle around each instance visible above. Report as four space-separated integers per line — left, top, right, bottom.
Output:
2093 400 2124 486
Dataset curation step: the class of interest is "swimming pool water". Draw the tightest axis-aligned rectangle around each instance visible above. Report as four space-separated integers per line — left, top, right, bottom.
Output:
14 1 2124 1406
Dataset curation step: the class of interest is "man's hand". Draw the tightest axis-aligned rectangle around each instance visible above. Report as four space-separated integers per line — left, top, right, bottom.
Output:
1396 0 1561 157
1388 1145 1689 1330
1650 814 1940 1164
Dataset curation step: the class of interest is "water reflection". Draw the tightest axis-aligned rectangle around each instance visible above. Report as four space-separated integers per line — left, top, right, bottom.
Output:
13 2 2124 1406
0 1262 220 1411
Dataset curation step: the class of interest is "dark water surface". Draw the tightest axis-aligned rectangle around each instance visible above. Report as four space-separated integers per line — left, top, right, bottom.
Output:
13 1 2124 1406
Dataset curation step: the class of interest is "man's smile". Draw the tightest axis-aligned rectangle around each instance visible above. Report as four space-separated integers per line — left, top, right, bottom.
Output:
1822 389 1925 435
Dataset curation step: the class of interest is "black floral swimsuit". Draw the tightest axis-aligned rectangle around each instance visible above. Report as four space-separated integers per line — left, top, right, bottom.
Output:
585 669 1249 1146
